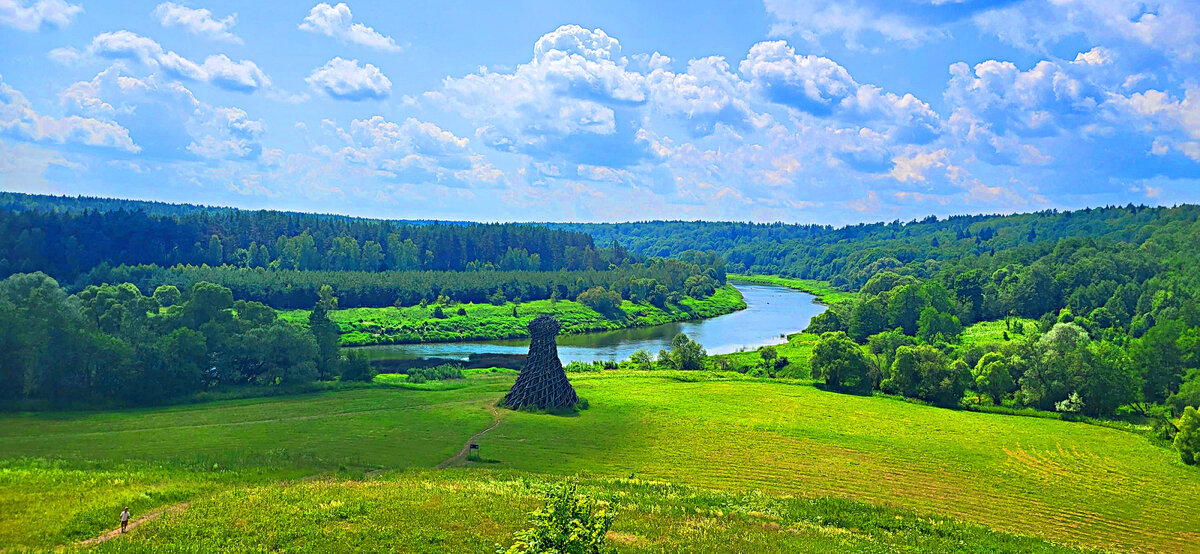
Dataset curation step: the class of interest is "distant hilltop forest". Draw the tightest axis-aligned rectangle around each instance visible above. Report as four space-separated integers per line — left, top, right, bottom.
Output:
0 192 727 309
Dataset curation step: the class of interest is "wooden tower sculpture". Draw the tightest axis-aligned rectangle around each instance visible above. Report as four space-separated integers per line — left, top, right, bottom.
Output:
502 314 579 410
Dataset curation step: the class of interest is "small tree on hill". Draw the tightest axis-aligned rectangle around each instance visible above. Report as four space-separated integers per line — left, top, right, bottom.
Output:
760 346 778 371
630 349 653 370
666 333 706 370
974 353 1016 404
309 301 341 380
812 331 874 394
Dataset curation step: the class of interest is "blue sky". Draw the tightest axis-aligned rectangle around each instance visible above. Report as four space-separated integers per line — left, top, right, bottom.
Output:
1 0 1198 223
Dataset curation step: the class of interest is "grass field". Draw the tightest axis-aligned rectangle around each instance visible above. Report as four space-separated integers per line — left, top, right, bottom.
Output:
279 284 746 346
961 317 1041 346
710 331 821 378
1 371 1196 552
79 471 1089 554
728 275 860 306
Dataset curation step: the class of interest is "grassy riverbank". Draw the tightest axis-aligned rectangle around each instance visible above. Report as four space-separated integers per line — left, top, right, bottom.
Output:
727 275 859 306
280 284 746 346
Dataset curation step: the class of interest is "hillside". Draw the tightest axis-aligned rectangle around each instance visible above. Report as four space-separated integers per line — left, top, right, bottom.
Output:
1 371 1195 552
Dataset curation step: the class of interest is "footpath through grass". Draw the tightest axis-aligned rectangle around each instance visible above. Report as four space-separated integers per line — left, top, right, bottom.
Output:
280 284 746 346
1 371 1196 552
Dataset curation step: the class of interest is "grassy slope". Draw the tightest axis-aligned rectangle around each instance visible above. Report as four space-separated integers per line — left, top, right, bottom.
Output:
711 331 822 379
728 274 860 306
84 471 1085 554
484 373 1199 553
2 372 1196 552
279 284 746 346
0 376 509 547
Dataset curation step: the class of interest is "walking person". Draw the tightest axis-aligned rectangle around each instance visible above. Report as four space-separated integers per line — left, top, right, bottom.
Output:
120 507 130 533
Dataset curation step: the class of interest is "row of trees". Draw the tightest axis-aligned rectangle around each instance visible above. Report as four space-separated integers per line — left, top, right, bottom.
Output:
0 273 372 407
811 296 1198 416
0 193 630 285
820 318 1200 465
76 257 726 310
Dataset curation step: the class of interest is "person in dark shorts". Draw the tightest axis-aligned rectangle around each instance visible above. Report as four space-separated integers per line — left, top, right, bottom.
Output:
120 507 130 533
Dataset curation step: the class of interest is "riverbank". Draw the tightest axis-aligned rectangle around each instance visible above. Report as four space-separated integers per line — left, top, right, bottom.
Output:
280 284 746 346
727 274 859 306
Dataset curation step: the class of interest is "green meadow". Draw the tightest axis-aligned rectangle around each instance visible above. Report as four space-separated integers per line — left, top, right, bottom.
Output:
279 284 746 346
2 370 1195 552
727 275 860 306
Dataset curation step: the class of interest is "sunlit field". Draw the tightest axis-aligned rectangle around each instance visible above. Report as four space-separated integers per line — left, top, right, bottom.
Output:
2 371 1194 552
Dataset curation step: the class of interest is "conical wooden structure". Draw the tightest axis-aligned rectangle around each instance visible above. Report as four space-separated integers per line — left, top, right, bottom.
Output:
502 315 579 410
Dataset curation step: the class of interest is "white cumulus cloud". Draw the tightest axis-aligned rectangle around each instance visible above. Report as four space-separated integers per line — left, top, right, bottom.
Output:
0 73 138 152
306 57 391 101
85 31 270 93
299 2 401 52
61 66 266 161
0 0 81 31
153 2 241 44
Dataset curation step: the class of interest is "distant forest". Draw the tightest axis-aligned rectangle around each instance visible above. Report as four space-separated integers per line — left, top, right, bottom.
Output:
0 192 728 309
0 192 615 279
558 206 1200 327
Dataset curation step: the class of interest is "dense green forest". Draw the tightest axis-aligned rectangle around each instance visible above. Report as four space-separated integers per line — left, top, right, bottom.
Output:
0 273 368 408
0 193 730 310
554 204 1190 287
0 192 619 283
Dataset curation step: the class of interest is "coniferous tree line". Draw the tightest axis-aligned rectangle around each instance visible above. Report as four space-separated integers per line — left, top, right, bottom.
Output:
0 193 738 309
0 193 626 286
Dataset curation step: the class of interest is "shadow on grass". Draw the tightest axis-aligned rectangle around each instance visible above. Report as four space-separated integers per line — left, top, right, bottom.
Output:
501 398 590 417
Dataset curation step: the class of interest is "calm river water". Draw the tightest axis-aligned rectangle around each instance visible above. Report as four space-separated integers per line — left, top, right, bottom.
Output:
351 283 824 367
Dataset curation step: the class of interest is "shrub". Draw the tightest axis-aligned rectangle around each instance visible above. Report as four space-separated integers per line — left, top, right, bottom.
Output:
339 353 376 382
629 349 653 370
1175 406 1200 465
883 345 971 407
577 286 623 316
497 482 615 554
564 361 604 373
406 364 464 383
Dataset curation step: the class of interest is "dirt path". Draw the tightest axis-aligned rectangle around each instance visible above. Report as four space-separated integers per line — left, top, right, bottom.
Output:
75 502 190 547
436 401 503 469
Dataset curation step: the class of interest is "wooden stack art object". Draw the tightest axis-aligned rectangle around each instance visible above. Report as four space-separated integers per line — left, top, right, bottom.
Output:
502 315 579 410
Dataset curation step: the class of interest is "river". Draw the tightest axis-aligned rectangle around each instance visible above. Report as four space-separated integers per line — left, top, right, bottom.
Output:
351 283 825 369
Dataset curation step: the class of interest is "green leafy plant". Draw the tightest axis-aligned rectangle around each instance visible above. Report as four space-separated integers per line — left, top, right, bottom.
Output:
498 483 615 554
